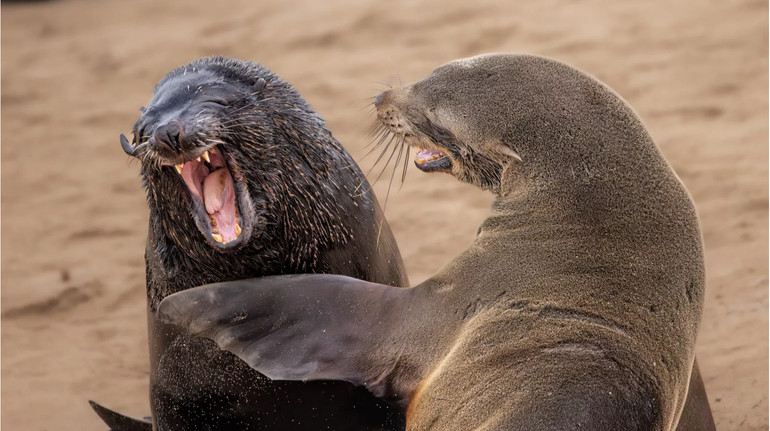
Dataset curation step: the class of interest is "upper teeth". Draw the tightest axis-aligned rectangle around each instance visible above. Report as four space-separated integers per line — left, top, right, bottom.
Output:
174 150 213 174
416 154 443 163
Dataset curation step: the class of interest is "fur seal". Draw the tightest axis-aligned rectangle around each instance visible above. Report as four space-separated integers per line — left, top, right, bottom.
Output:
90 57 409 430
157 54 716 430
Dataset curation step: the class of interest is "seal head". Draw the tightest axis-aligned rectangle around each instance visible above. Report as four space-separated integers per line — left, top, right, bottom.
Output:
123 60 273 250
373 54 658 198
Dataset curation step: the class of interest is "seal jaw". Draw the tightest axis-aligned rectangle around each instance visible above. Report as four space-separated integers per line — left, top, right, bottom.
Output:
414 149 452 172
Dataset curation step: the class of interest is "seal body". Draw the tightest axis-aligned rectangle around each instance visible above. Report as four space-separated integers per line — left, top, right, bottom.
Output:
158 54 714 430
101 57 408 430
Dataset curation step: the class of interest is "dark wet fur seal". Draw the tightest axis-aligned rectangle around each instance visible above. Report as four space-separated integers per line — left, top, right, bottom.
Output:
158 54 715 430
90 57 408 430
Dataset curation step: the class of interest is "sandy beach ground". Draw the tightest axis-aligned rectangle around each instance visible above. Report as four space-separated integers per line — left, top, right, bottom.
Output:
2 0 767 429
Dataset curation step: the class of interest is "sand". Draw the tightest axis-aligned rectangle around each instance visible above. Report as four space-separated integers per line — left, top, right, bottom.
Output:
2 0 767 429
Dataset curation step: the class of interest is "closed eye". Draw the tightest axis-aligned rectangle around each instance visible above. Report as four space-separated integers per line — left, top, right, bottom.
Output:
207 99 229 107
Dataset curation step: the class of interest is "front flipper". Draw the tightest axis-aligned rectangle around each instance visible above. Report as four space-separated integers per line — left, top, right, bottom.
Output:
88 400 152 431
157 274 418 399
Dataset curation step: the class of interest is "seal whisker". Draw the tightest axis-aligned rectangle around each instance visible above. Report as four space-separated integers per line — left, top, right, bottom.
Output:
400 143 411 188
364 132 399 180
225 91 271 109
359 97 379 111
353 131 400 196
364 122 387 146
376 133 406 242
371 119 389 136
218 97 276 121
383 134 406 205
370 131 399 167
361 127 391 156
217 97 277 124
216 115 257 127
342 128 392 171
372 80 393 90
216 121 261 135
363 129 393 166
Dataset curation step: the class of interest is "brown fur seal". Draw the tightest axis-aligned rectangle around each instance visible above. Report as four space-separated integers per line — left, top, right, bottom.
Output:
157 54 715 430
90 57 409 430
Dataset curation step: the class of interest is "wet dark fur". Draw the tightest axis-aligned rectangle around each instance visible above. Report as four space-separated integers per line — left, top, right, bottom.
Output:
107 57 408 430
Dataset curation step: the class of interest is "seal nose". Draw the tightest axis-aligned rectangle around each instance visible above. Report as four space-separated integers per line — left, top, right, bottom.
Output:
374 92 386 108
153 122 182 152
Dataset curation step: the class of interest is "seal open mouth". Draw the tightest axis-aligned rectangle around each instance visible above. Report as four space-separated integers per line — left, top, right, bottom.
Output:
174 147 242 245
414 149 452 172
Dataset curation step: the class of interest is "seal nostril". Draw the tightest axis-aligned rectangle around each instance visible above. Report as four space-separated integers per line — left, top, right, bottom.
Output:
154 122 182 152
374 92 385 108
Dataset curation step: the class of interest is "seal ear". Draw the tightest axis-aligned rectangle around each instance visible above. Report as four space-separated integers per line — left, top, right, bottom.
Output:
157 274 409 388
492 143 522 162
254 77 267 92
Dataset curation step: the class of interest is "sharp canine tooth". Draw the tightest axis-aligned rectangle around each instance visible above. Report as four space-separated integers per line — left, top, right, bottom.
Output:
235 223 242 236
175 164 183 174
196 156 201 162
211 233 224 243
202 151 211 163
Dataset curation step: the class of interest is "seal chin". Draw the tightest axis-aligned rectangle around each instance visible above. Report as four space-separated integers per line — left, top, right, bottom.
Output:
414 149 452 172
172 145 253 249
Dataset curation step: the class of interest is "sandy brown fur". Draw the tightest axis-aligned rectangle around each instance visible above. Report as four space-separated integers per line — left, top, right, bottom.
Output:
370 53 714 430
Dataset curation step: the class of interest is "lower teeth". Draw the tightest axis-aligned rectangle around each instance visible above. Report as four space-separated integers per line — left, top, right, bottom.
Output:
416 156 441 164
209 222 242 244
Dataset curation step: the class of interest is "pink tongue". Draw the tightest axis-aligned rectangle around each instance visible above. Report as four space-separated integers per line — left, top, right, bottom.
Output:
203 168 238 242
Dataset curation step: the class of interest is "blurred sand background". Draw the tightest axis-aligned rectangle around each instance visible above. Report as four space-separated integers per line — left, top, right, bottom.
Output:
2 0 767 429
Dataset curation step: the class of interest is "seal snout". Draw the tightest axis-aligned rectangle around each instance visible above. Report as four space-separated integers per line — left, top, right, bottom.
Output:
142 120 247 247
152 122 184 155
373 92 385 108
373 89 453 174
